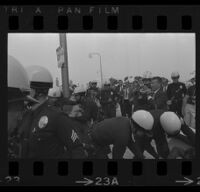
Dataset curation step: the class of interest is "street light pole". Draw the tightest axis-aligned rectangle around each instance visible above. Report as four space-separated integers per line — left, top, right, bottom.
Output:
59 33 70 98
89 52 103 88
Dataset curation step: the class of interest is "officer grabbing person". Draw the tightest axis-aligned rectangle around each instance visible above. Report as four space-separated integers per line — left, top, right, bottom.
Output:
88 117 144 159
67 85 99 146
167 72 187 116
8 55 39 158
72 86 98 124
18 65 87 158
131 110 195 159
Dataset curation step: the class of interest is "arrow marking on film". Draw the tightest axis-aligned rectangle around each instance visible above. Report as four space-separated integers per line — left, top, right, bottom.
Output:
75 178 94 186
175 177 194 185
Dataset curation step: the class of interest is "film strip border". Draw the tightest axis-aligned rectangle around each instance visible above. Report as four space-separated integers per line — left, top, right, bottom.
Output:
0 6 200 31
0 5 200 186
0 160 198 186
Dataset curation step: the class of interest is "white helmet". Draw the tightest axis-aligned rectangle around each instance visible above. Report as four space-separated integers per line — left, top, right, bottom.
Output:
131 110 154 131
8 55 38 103
91 80 97 84
160 112 181 135
8 55 30 92
189 71 195 80
129 76 134 83
74 86 86 94
104 79 110 86
48 86 62 98
171 71 180 78
143 71 152 79
26 65 53 89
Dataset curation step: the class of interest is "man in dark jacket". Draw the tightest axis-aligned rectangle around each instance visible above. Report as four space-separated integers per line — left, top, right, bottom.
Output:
147 76 168 110
100 82 116 119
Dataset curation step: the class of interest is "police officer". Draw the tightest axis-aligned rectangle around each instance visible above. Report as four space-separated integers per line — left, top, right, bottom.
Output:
48 86 77 112
19 65 87 158
161 113 195 159
73 86 98 123
167 72 187 117
100 81 116 119
132 110 194 159
89 117 144 159
8 55 38 158
131 110 161 158
88 80 99 92
132 110 180 158
182 74 196 129
48 86 62 109
67 86 99 146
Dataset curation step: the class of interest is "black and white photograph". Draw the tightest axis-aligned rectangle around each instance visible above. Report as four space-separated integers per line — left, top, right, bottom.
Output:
8 33 196 159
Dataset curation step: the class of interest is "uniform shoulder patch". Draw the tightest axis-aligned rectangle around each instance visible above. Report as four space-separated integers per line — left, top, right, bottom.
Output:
38 116 48 129
71 129 79 143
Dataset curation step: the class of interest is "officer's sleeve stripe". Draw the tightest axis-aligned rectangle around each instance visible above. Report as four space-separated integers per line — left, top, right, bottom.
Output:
71 130 79 142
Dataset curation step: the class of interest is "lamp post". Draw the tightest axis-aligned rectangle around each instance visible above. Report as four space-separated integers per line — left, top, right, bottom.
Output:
59 33 70 98
89 52 103 88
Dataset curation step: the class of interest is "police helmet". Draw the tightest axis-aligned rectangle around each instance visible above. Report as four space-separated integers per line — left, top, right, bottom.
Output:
91 80 97 84
104 80 110 86
26 65 53 89
131 110 154 131
160 112 181 135
48 86 62 98
189 71 195 81
129 76 134 83
171 71 180 78
8 55 38 103
74 86 86 95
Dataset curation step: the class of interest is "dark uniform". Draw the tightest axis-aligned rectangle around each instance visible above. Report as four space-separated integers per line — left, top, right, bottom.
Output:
187 85 196 105
167 122 195 159
149 109 170 158
90 117 144 159
81 97 99 123
133 134 159 159
114 84 124 111
146 110 195 159
69 97 99 144
167 82 187 116
100 88 116 118
18 101 86 158
133 90 152 111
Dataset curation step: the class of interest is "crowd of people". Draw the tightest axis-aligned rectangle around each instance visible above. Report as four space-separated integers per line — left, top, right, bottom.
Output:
8 55 196 159
67 72 195 128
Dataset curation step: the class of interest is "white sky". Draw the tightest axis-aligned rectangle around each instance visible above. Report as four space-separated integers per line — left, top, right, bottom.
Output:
8 33 195 87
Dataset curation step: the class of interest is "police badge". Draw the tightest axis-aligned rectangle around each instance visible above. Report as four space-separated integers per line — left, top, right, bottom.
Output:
38 116 48 129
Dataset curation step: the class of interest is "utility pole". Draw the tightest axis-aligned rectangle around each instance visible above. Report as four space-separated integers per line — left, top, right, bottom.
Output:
89 52 103 88
59 33 70 98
